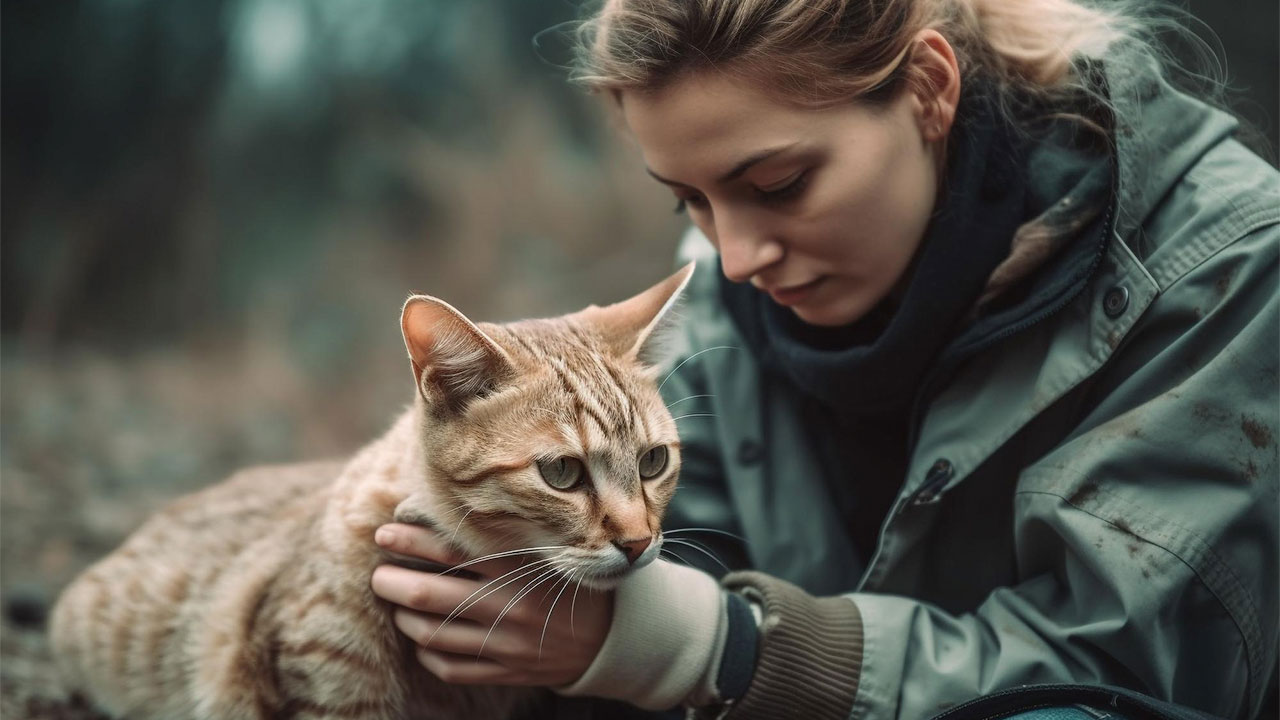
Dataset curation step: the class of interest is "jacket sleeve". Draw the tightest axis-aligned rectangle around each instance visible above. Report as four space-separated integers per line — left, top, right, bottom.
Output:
721 216 1278 720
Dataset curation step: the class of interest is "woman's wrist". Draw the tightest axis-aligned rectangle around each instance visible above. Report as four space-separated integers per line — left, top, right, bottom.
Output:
717 572 864 719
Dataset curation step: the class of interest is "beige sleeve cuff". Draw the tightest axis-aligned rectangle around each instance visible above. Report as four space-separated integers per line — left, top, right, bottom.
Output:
556 559 726 710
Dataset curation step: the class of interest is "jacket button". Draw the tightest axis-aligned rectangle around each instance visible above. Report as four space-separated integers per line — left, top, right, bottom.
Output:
912 459 954 505
737 439 764 466
1103 286 1130 318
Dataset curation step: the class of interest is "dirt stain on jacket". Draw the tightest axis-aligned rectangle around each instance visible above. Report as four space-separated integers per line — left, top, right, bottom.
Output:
1068 480 1100 507
1193 402 1231 424
1240 415 1274 449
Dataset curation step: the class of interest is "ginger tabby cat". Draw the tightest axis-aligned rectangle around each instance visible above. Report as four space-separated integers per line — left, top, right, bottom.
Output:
49 264 695 719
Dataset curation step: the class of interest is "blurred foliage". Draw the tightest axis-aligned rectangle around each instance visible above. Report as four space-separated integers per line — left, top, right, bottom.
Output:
2 0 686 353
1 0 1273 352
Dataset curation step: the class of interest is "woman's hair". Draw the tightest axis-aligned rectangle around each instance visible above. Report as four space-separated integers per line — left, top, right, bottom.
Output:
570 0 1233 141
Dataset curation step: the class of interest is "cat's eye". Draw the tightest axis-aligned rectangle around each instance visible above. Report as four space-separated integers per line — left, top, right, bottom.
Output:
538 456 585 490
638 446 668 479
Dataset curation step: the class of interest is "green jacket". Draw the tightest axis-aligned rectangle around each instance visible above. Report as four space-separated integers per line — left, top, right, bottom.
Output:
660 49 1279 719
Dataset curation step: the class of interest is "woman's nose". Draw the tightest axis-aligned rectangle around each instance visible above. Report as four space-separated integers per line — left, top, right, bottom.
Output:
715 214 783 283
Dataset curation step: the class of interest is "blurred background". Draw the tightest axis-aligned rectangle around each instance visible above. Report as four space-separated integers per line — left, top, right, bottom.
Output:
0 1 1274 716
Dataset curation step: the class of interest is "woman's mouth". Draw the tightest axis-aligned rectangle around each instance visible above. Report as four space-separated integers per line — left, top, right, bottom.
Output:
767 277 823 306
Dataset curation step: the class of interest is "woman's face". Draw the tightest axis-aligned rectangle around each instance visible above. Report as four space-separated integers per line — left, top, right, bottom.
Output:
621 71 940 327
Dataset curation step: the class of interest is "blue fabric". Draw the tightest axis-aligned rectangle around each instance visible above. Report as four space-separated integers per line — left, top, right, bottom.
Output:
716 591 759 700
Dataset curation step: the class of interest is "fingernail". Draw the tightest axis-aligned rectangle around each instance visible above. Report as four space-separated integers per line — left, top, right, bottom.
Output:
375 527 397 547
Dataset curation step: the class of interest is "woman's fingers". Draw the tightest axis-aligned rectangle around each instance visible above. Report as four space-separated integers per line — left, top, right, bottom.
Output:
394 607 494 654
374 563 612 686
375 523 466 566
371 562 561 621
415 646 530 686
374 523 529 578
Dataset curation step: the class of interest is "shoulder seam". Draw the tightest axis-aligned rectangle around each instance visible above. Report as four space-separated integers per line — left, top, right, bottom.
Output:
1147 194 1280 290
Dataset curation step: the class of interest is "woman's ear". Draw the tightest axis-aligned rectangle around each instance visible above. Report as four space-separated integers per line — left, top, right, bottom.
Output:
908 29 962 143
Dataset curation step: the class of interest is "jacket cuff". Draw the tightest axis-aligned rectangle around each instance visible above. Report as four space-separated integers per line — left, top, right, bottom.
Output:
718 571 864 720
557 559 724 710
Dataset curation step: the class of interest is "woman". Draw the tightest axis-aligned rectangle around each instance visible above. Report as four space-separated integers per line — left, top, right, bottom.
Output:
370 0 1279 717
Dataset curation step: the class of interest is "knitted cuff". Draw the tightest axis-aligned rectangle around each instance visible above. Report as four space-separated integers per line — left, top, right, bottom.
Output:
718 571 864 720
556 559 725 710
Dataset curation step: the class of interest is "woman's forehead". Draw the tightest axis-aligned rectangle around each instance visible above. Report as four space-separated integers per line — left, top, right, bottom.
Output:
621 74 821 178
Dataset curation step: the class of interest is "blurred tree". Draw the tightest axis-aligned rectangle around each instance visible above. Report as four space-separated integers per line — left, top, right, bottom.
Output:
1 0 1275 352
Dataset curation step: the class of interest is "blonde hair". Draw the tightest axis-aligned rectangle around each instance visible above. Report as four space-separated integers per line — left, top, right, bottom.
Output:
570 0 1229 141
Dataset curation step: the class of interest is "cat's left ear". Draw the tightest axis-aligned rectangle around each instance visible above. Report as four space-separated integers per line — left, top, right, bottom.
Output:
401 296 515 413
578 262 695 369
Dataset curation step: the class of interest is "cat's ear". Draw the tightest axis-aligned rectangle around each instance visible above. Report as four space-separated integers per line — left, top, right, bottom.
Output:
401 296 515 412
579 262 695 368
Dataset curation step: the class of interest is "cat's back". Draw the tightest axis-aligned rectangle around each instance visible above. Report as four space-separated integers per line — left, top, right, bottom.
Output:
49 459 343 719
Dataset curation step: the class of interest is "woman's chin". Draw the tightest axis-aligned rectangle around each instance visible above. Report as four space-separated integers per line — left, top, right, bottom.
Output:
790 301 866 327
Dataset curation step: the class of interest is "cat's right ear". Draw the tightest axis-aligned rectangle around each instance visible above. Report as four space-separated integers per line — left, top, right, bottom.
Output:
578 262 695 371
401 296 515 413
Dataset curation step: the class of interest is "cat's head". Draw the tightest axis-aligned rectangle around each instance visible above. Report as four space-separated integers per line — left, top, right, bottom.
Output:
395 264 694 589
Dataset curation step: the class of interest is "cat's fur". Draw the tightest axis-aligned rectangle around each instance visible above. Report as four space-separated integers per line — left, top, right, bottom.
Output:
49 264 695 719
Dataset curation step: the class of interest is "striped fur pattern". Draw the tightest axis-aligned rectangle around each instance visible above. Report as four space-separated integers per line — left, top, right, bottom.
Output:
49 265 694 719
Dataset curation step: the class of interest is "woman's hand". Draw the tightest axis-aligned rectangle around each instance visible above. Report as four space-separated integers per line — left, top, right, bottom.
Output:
370 523 613 686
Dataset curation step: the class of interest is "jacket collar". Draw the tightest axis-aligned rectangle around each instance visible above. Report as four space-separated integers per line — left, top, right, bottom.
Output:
1103 40 1239 244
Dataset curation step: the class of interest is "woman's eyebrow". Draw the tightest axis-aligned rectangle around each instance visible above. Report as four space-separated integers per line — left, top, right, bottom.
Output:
646 142 800 187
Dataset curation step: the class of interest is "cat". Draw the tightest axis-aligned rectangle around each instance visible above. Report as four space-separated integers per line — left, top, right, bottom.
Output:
48 263 695 720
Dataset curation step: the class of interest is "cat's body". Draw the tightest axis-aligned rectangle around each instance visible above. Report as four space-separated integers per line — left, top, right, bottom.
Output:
51 413 539 720
50 265 694 719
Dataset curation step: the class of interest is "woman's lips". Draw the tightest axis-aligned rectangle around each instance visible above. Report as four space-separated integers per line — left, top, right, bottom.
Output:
767 277 824 306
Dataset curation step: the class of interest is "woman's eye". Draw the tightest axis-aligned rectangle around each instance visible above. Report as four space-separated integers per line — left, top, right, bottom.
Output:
537 456 585 490
673 194 707 215
756 170 809 204
638 445 668 479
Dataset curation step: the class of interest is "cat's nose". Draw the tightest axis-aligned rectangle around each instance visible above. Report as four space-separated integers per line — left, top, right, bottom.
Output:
613 537 652 565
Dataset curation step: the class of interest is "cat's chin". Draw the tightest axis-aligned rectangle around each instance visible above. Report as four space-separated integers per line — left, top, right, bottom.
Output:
573 555 657 590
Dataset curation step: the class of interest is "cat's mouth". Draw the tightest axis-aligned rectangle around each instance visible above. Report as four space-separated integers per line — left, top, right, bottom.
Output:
570 550 658 590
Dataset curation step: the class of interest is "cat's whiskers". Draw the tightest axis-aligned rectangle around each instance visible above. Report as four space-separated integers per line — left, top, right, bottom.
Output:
659 547 692 567
442 545 568 575
665 527 747 543
568 571 583 641
664 393 715 409
657 346 739 392
447 507 476 546
478 565 565 659
662 538 730 573
429 557 559 646
538 571 576 661
671 412 718 422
